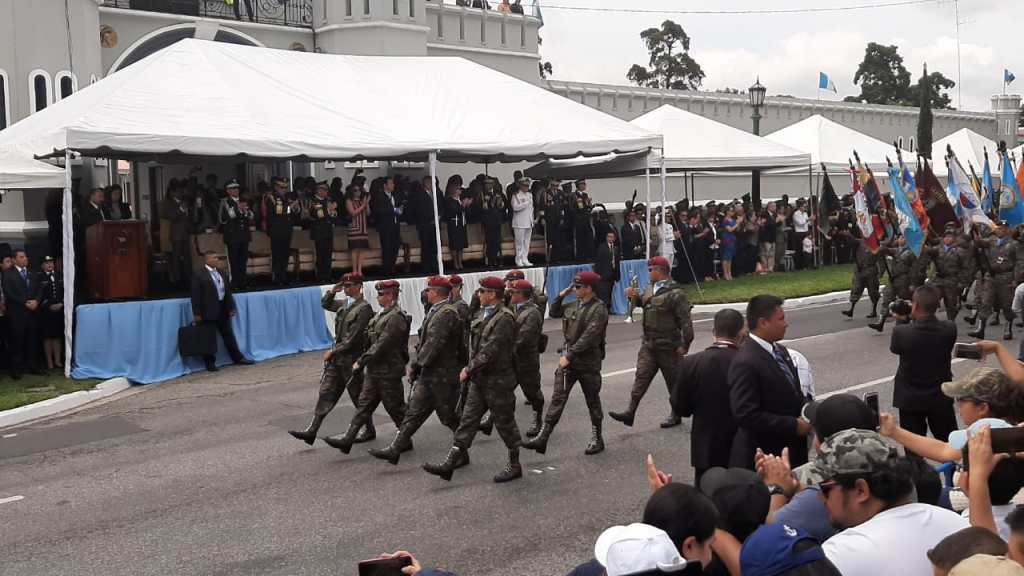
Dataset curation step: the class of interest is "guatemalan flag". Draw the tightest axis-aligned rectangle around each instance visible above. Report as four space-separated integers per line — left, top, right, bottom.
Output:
888 164 925 256
818 72 837 93
999 150 1024 226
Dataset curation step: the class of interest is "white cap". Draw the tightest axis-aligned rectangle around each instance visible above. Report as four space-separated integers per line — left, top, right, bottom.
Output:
594 523 693 576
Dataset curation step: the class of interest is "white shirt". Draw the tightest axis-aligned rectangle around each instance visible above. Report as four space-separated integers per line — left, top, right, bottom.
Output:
206 265 225 301
822 503 969 576
748 332 774 354
787 348 814 398
793 210 809 233
961 504 1016 541
511 191 534 229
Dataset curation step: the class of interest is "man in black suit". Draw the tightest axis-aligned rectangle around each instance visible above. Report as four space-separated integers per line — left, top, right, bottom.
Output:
80 188 109 231
671 308 745 484
190 251 254 372
3 249 44 378
620 208 647 260
406 177 439 275
594 230 621 309
890 284 958 454
728 294 812 469
370 176 401 275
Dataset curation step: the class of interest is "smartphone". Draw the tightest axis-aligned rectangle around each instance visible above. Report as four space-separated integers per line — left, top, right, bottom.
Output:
953 343 983 360
863 392 880 428
990 427 1024 454
358 556 412 576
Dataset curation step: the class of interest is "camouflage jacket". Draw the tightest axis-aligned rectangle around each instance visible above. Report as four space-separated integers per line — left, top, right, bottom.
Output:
513 300 544 367
322 293 373 358
415 300 463 377
466 306 516 381
550 293 608 371
358 305 411 379
631 281 693 350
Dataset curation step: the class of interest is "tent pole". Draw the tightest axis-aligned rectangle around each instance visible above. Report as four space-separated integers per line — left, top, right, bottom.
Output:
815 166 822 268
659 152 669 262
429 151 445 275
63 149 74 379
288 161 294 187
645 151 652 260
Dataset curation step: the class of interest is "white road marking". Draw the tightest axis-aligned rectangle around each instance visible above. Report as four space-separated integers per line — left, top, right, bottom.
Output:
0 495 25 505
817 358 968 400
1 433 17 439
602 368 637 378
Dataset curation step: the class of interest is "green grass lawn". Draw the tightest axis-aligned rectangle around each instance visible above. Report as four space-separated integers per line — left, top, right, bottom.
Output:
0 372 102 412
683 264 855 305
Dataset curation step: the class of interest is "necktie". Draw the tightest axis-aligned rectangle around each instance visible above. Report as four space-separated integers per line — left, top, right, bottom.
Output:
21 268 28 282
772 344 798 391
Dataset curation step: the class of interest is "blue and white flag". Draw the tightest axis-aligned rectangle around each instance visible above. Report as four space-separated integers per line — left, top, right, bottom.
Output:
999 150 1024 226
947 152 993 231
888 165 925 256
818 72 837 93
982 155 995 213
1006 69 1016 85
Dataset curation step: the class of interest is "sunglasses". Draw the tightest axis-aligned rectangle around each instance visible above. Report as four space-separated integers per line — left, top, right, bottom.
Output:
818 481 841 497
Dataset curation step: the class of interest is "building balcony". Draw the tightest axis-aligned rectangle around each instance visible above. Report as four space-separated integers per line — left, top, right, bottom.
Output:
101 0 314 28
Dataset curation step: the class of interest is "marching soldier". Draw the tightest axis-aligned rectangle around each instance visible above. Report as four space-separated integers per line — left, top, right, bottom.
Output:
609 256 694 428
510 279 546 438
869 235 922 332
968 222 1018 340
840 231 882 319
218 179 253 291
571 179 595 261
481 178 507 268
423 276 523 483
307 181 338 284
449 274 473 417
323 279 410 455
290 273 374 446
370 276 463 465
523 271 609 455
260 176 300 286
921 225 969 322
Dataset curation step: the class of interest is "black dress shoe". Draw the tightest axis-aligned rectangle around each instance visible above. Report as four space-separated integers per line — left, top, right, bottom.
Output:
234 358 255 366
206 364 220 372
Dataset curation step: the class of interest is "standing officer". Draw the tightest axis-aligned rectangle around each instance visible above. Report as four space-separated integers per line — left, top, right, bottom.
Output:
480 178 507 268
510 279 546 438
218 179 253 291
523 271 609 455
370 276 463 466
969 222 1019 339
324 279 411 455
162 183 193 289
840 231 881 319
572 179 595 261
609 256 694 428
538 179 563 264
423 276 523 483
307 181 338 284
869 235 921 332
290 273 373 446
261 176 299 286
922 225 968 321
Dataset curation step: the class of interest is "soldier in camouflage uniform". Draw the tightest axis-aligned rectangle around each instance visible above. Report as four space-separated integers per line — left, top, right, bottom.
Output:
841 233 881 319
523 271 609 456
289 273 374 445
921 227 969 321
370 276 464 466
968 222 1019 340
448 274 474 419
609 256 694 428
509 279 546 438
323 279 410 455
868 236 922 332
423 276 524 483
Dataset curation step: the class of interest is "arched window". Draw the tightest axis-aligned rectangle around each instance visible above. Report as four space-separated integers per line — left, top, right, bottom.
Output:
55 71 77 101
909 137 916 152
0 70 9 130
898 136 904 150
29 69 51 114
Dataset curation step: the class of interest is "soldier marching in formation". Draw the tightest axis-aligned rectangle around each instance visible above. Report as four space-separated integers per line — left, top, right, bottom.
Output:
840 231 882 320
968 221 1019 340
920 225 969 322
510 279 547 439
868 235 923 332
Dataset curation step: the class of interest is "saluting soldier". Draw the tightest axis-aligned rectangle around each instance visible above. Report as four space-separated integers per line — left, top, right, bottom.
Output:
510 279 546 438
218 179 253 291
921 225 968 321
609 256 694 428
323 279 411 455
840 231 882 320
260 176 300 286
481 178 507 268
307 181 338 284
571 179 595 261
370 276 464 466
423 276 523 483
523 271 609 456
869 235 922 332
290 273 374 446
968 221 1018 340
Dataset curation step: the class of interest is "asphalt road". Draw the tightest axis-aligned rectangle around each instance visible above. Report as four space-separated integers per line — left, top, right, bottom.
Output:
0 300 1010 576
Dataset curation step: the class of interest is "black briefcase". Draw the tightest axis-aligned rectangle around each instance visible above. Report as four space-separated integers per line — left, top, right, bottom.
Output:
178 324 217 358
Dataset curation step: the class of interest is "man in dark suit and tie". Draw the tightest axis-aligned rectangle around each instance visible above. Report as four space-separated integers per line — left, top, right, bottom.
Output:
370 176 401 275
3 249 44 379
594 230 621 310
728 294 812 469
80 188 109 231
620 209 647 261
190 251 254 372
890 284 958 455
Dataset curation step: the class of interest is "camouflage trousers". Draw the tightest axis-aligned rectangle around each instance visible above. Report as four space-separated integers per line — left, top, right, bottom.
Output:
850 271 880 304
880 277 911 311
453 377 522 451
396 376 459 444
349 374 406 430
932 277 962 320
544 367 603 429
516 362 545 412
979 274 1016 321
314 355 362 417
628 343 678 412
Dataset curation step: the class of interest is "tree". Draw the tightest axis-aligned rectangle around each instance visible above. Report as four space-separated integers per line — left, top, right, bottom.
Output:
845 43 911 105
906 70 955 109
714 87 742 94
539 61 553 79
627 20 705 90
916 64 934 158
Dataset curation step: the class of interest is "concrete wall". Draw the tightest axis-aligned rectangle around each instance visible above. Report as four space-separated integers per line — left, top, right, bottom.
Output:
425 2 540 82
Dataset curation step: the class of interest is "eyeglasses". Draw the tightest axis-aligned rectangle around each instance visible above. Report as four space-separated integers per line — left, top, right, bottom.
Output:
818 481 841 497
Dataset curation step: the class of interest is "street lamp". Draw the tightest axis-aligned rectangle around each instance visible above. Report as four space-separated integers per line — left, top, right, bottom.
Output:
748 77 767 208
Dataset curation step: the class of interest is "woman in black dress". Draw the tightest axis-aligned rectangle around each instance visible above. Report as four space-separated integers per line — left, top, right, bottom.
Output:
37 256 64 369
444 179 468 271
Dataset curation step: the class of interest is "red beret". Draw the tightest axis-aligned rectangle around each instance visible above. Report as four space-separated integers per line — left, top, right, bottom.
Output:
504 269 526 281
375 279 400 292
340 273 364 284
574 271 601 287
448 274 464 287
478 276 505 291
511 279 534 292
648 256 670 270
426 275 451 289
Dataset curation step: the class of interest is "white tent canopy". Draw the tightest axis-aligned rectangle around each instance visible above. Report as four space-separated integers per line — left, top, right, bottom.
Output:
933 128 999 175
0 39 661 162
0 146 65 189
765 114 914 174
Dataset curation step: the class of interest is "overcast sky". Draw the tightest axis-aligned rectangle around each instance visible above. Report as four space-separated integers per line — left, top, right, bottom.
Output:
538 0 1021 113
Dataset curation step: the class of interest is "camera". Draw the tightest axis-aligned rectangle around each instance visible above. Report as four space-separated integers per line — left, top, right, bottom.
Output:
889 299 912 317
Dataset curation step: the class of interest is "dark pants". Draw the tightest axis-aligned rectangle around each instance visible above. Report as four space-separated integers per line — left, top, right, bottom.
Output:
418 225 438 275
899 405 958 458
850 272 880 304
934 277 961 320
7 313 40 374
516 363 545 412
396 377 459 444
378 225 399 275
627 344 678 414
314 356 362 417
596 280 614 310
201 315 244 369
226 241 248 290
350 375 406 431
314 237 333 284
269 230 292 283
794 233 808 269
545 367 603 429
484 221 502 266
171 237 191 287
980 275 1016 321
453 378 521 451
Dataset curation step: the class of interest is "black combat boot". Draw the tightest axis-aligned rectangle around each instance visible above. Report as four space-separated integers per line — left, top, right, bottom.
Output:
493 448 523 483
368 432 408 466
584 424 605 455
609 399 639 427
968 317 987 339
287 414 325 446
354 420 376 444
323 424 359 454
479 412 494 436
660 413 682 429
992 316 1001 326
868 313 888 333
522 423 551 454
866 300 878 319
1005 321 1014 341
964 311 977 324
841 301 856 318
422 446 465 481
525 405 544 438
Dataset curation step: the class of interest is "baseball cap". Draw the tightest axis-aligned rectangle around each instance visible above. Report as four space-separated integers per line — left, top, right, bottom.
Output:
698 467 770 540
949 554 1024 576
942 368 1013 405
740 523 826 576
594 523 694 576
802 394 878 439
947 418 1013 450
804 429 897 485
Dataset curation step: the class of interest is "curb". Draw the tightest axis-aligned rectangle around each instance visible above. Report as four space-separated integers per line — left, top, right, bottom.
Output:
689 289 852 315
0 377 132 430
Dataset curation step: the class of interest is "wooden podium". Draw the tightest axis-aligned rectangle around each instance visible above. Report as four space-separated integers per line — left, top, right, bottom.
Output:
86 220 148 300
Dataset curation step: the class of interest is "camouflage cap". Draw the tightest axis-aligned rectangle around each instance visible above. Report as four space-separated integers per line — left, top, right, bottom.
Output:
803 429 896 485
942 367 1012 405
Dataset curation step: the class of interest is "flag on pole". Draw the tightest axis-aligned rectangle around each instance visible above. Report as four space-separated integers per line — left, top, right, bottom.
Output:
900 156 930 234
850 163 880 253
983 151 997 215
999 148 1024 226
854 153 884 211
1006 69 1016 85
918 157 958 233
819 164 839 234
888 162 925 256
818 72 838 93
976 160 994 214
947 149 993 231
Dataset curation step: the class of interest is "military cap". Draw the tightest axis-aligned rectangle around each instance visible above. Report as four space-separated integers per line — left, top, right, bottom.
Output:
426 275 451 290
504 269 526 282
478 276 504 291
517 177 530 186
225 179 240 189
316 180 329 189
803 429 896 485
448 274 464 287
340 273 364 285
42 255 56 263
574 271 601 287
575 178 587 185
633 203 646 212
944 222 959 233
648 256 670 270
510 279 534 292
942 367 1012 405
375 279 400 292
271 176 287 185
